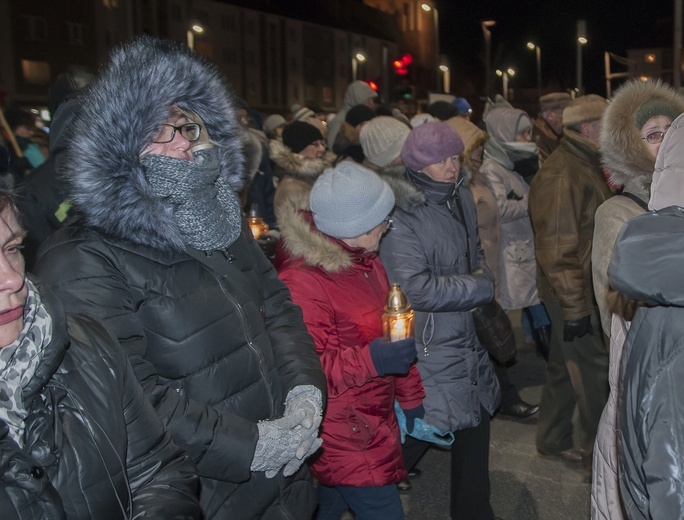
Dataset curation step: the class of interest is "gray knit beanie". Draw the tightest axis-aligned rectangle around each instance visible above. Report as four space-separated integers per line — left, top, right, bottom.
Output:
310 162 395 238
360 116 411 167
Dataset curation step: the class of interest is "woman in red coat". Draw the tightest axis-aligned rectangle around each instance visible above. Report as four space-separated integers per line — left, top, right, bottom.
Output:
278 162 425 520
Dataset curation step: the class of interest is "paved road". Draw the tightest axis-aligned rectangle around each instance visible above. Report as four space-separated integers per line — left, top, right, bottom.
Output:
402 312 591 520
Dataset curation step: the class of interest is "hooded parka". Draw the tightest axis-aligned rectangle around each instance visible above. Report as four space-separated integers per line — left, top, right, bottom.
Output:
34 37 326 520
277 212 424 487
326 81 377 148
591 80 684 520
379 170 500 433
1 281 200 519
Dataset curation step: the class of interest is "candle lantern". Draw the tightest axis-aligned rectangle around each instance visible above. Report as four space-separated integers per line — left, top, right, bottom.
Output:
248 203 269 240
382 283 414 341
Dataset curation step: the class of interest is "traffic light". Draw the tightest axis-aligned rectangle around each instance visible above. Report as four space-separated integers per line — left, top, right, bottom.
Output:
392 53 413 76
365 80 379 92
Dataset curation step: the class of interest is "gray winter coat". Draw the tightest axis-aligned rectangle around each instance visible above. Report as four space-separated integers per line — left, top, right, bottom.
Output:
379 169 500 433
609 206 684 520
1 281 200 519
34 37 325 520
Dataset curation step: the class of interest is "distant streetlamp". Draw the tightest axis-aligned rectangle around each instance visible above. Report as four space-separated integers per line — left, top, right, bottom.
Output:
421 3 441 92
576 20 588 94
439 65 450 93
482 20 496 98
496 67 516 101
187 23 204 51
526 42 542 98
352 52 366 81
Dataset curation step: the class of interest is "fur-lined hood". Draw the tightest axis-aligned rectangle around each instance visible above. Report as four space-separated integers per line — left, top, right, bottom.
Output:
269 138 336 181
600 79 684 188
62 36 247 253
279 164 424 272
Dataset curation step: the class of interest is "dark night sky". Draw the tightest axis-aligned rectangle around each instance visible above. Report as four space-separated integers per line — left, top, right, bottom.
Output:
437 0 672 98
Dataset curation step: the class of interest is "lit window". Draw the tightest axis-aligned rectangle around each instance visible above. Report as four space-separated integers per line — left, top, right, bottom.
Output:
22 60 51 85
645 54 656 64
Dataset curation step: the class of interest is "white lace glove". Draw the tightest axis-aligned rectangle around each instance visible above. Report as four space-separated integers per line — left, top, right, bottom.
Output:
281 385 324 476
251 413 309 479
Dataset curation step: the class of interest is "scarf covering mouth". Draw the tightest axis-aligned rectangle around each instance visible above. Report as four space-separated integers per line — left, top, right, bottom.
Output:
142 148 243 251
0 278 53 447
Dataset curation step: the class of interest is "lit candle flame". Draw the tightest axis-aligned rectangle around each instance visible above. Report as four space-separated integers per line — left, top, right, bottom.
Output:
390 318 407 341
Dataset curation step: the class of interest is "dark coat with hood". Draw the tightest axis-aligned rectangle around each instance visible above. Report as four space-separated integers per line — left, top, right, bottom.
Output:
379 169 500 433
1 281 200 519
277 212 424 487
34 37 326 520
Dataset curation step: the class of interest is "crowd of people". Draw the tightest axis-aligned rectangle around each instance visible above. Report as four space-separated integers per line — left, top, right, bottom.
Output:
0 34 683 519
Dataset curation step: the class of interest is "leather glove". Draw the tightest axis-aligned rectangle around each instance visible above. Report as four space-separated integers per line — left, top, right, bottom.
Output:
402 404 425 434
563 316 593 342
369 337 416 376
250 414 309 478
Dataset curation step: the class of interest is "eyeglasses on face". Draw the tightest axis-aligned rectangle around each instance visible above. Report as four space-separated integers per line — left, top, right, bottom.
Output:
382 216 393 231
641 127 670 145
153 123 202 144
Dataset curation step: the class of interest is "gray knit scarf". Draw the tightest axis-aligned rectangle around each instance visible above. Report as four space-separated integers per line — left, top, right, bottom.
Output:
0 279 52 447
143 148 242 251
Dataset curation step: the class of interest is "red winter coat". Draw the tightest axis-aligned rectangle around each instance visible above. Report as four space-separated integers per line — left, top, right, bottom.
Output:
277 211 424 487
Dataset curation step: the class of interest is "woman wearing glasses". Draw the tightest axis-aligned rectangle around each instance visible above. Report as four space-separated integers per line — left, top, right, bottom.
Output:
33 36 327 520
591 79 684 520
278 162 424 520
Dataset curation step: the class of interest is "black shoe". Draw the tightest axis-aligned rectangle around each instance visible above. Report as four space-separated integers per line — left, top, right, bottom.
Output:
407 467 422 478
498 400 539 420
397 478 412 492
533 325 551 360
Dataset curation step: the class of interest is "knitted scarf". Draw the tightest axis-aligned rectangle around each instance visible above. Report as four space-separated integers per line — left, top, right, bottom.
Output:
0 279 52 447
143 148 242 251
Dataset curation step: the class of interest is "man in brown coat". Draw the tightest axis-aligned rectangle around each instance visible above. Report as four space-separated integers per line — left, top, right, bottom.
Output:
532 92 572 163
528 95 611 480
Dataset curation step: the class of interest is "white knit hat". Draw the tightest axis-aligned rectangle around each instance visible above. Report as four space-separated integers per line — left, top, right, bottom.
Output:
359 116 411 167
263 114 286 135
310 162 395 239
292 104 315 121
410 113 436 128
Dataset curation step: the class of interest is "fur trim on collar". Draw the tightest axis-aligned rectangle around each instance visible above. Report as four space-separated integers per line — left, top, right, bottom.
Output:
269 139 336 180
62 36 247 253
600 80 684 188
376 164 426 212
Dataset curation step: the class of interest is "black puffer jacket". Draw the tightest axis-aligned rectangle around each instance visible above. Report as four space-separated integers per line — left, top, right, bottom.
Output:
1 282 200 519
35 37 325 519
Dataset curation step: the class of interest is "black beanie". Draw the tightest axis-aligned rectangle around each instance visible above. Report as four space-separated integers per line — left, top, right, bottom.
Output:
282 121 323 153
427 100 459 121
346 104 376 127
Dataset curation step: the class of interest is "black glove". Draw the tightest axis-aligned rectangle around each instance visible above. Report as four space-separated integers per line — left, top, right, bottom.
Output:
563 316 593 342
369 337 416 376
402 404 425 433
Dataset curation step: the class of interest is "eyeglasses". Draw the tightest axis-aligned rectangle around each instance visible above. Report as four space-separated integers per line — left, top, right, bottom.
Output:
641 128 670 145
382 217 393 231
153 123 202 143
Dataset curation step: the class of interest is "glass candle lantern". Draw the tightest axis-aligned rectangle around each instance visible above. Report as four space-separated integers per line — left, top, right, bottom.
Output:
247 203 269 240
382 283 414 341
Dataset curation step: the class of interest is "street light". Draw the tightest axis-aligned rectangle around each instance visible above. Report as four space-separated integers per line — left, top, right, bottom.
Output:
496 68 515 101
421 3 441 93
439 65 450 93
526 42 542 98
482 20 496 98
576 20 588 95
352 52 366 81
186 23 204 51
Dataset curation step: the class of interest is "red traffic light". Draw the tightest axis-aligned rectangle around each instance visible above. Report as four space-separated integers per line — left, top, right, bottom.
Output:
392 53 413 76
365 80 379 91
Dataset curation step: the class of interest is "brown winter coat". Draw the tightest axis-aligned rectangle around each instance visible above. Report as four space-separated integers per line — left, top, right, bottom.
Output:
529 130 612 321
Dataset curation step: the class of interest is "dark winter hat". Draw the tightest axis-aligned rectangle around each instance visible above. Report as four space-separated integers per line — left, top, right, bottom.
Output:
539 92 572 112
635 99 682 130
452 97 472 116
427 100 459 121
346 104 376 127
310 161 395 239
401 122 464 171
282 121 323 153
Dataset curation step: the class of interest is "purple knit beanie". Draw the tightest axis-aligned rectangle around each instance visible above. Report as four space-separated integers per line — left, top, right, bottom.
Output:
401 122 465 171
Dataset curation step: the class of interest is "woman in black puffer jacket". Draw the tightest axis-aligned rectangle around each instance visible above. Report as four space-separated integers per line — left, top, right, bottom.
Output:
0 191 200 519
34 36 326 520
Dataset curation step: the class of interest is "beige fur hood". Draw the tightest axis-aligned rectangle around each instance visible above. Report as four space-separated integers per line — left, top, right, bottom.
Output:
600 79 684 188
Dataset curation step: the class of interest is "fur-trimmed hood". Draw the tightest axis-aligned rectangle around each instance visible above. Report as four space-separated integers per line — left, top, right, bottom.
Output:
61 36 247 253
269 138 336 182
376 164 426 212
600 79 684 189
